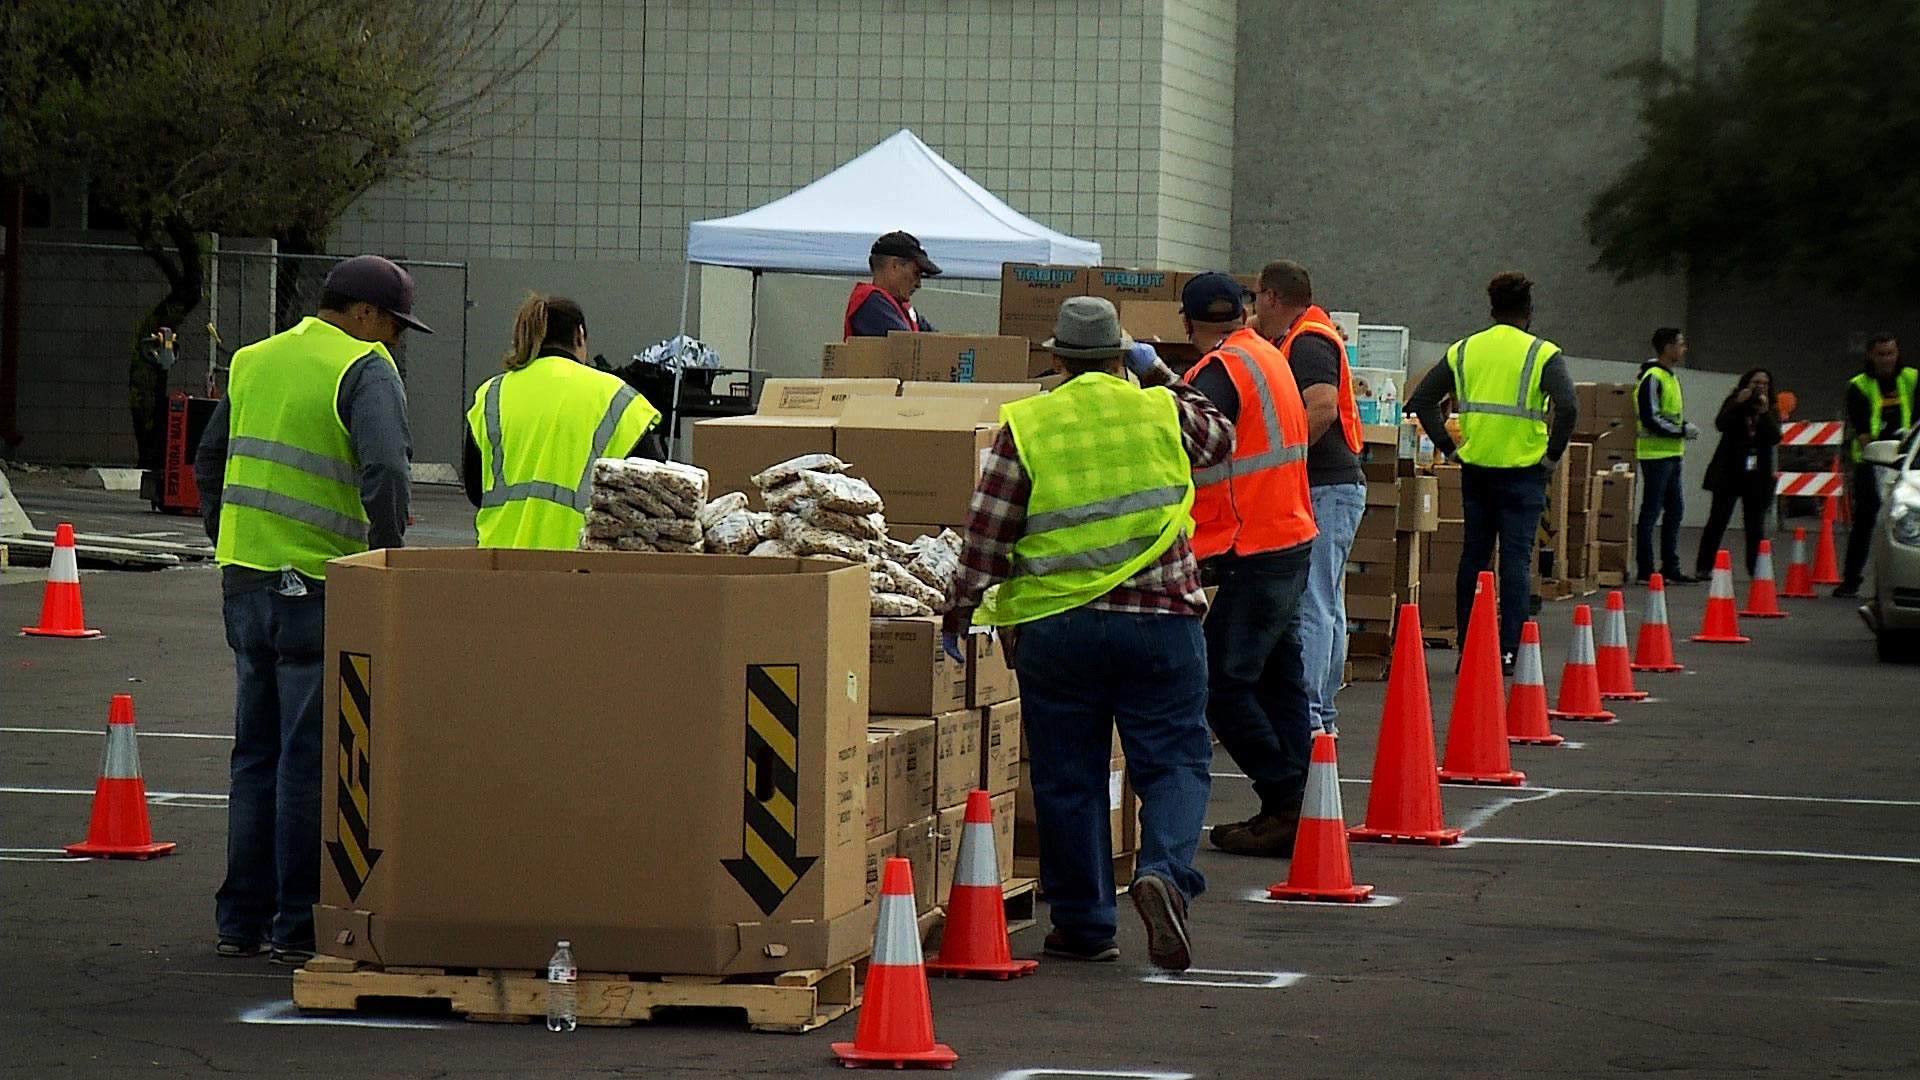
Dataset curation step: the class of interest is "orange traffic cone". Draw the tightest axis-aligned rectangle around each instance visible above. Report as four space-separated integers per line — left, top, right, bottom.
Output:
1811 497 1842 585
926 791 1035 980
1549 605 1617 722
1692 550 1751 644
1596 591 1649 702
1438 572 1525 786
65 695 175 859
1350 605 1462 845
1506 621 1564 746
1631 573 1685 673
1740 540 1787 618
21 524 102 638
1268 733 1373 902
832 857 957 1069
1781 528 1816 599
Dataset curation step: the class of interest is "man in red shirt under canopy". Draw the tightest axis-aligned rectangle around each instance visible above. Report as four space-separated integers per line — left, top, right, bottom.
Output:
844 231 941 338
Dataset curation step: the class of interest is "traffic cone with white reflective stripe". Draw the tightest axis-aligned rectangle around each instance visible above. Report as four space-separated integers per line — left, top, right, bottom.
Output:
1596 591 1649 702
1438 572 1526 786
21 524 102 638
1349 605 1462 845
1506 621 1564 746
65 695 174 859
832 857 956 1069
1740 540 1787 618
1268 733 1374 902
1781 528 1816 599
1692 550 1751 644
926 791 1035 980
1550 605 1617 722
1631 573 1685 672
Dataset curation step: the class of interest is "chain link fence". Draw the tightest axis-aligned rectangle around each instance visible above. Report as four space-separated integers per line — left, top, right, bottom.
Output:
5 237 470 469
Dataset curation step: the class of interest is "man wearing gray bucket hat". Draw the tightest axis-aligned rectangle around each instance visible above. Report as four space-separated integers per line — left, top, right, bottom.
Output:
945 295 1234 972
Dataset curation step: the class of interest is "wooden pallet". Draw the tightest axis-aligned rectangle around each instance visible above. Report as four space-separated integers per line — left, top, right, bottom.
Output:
291 953 860 1033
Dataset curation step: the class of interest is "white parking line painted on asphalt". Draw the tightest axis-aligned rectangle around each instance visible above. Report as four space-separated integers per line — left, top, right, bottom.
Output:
238 1001 456 1029
1458 789 1561 833
1141 967 1305 989
0 847 87 863
1213 772 1920 808
0 784 226 804
1 726 232 740
1458 836 1920 866
1243 888 1402 908
997 1071 1196 1080
998 1060 1190 1068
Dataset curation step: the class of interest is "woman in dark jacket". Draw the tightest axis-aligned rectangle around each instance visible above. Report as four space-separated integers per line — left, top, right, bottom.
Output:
1694 369 1782 577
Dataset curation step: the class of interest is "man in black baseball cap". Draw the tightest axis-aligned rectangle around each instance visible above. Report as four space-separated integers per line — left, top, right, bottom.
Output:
193 252 417 964
845 231 942 338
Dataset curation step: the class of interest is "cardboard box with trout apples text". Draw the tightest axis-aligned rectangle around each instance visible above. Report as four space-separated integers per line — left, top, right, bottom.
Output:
317 549 874 976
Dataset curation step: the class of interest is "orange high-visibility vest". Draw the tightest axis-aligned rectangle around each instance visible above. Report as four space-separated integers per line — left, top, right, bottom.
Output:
1184 327 1318 559
1275 303 1363 453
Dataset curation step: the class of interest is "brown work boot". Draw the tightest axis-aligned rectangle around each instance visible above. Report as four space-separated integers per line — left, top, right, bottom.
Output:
1207 811 1266 850
1128 874 1192 972
1208 810 1299 857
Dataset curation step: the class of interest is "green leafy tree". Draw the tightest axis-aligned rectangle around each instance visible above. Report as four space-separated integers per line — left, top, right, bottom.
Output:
1587 0 1920 295
2 0 557 470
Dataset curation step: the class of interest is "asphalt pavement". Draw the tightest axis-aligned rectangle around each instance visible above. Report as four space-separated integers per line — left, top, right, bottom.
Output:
4 478 1917 1079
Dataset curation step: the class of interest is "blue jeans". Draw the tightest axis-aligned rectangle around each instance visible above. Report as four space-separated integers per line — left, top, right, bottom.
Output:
1292 483 1365 735
1016 608 1211 947
1202 544 1314 816
1637 455 1685 578
215 583 326 952
1459 465 1547 658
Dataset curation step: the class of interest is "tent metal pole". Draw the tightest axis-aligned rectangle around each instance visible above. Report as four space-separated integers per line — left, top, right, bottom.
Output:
676 262 693 339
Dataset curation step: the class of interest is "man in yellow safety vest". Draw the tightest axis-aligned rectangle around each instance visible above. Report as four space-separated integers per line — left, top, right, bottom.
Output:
194 254 427 965
1837 334 1916 597
945 296 1233 972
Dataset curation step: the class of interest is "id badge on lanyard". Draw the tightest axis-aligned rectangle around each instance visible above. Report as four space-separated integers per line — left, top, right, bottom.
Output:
1745 452 1759 472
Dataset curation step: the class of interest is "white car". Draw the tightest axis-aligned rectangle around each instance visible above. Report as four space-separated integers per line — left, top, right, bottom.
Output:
1860 429 1920 663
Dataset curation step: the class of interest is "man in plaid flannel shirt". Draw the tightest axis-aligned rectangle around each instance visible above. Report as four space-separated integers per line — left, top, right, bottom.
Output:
944 296 1232 972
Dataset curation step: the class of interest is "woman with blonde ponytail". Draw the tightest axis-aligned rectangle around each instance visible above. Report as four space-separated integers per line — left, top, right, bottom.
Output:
462 293 662 549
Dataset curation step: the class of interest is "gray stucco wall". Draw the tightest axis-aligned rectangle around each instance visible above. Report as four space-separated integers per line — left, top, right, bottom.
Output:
1231 0 1687 362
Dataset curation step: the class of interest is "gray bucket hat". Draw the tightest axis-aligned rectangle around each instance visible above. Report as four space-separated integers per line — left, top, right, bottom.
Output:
1042 296 1134 360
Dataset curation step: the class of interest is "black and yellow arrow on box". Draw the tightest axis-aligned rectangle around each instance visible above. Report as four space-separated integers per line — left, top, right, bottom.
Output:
326 652 381 901
722 663 816 916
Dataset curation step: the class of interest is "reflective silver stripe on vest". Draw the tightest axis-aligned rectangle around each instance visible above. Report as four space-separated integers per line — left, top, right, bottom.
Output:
1013 534 1157 578
1025 483 1187 536
221 484 369 543
227 436 359 486
1454 334 1549 421
479 381 641 514
1192 346 1311 486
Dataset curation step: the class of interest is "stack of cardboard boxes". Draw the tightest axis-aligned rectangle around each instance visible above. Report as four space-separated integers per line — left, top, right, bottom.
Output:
998 263 1260 374
865 619 1022 914
1572 382 1639 583
1346 422 1437 678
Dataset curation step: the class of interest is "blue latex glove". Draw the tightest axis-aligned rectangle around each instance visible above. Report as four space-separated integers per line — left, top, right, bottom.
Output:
940 632 965 663
1125 341 1160 375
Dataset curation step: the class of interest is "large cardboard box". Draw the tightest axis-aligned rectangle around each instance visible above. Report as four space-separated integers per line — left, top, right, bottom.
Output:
1356 504 1399 541
1592 426 1637 471
990 792 1017 882
835 396 998 527
1014 761 1040 858
895 334 1031 384
932 708 981 810
865 731 892 838
933 803 966 907
1365 479 1400 509
1597 473 1636 543
1433 464 1465 521
981 699 1022 795
317 549 873 976
1000 263 1094 320
1574 382 1637 437
1089 266 1181 305
864 833 898 904
867 717 935 829
869 616 969 715
899 381 1042 416
759 377 901 417
968 630 1017 706
692 416 835 511
895 816 937 913
1347 590 1399 624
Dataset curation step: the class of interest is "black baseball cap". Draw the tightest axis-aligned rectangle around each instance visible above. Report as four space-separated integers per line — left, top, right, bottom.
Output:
1180 272 1247 323
870 231 942 277
323 255 434 334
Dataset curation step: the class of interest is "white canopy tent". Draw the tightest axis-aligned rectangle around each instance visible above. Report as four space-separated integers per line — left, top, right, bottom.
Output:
686 128 1102 279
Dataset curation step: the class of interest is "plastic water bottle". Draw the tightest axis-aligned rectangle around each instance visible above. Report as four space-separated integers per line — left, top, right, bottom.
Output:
546 940 577 1032
1378 377 1400 425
